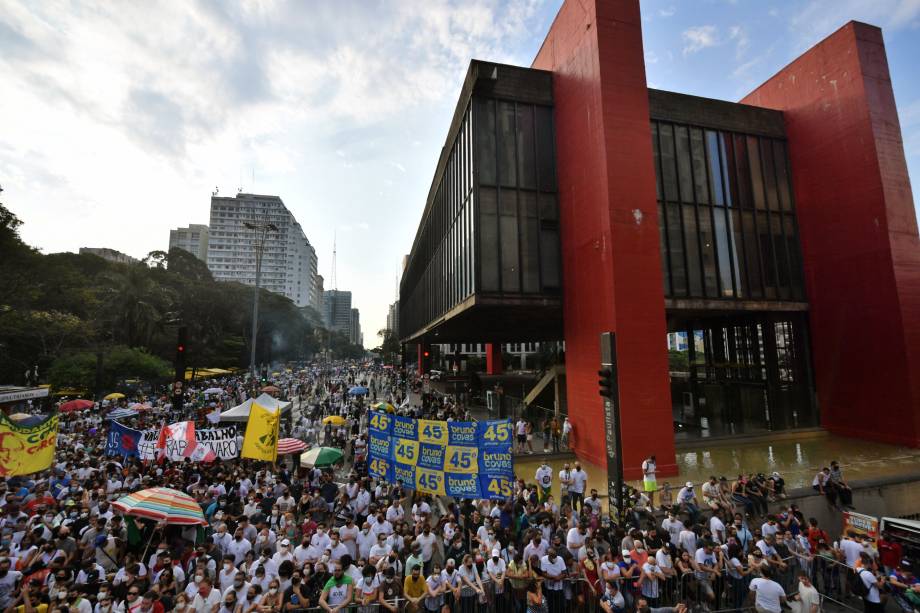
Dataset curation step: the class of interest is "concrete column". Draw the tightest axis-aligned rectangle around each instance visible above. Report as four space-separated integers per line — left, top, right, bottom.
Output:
485 343 503 375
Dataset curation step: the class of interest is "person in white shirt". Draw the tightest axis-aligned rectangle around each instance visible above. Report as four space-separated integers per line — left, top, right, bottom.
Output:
523 533 548 562
749 569 787 613
789 573 820 613
566 523 589 559
385 501 404 525
271 540 294 567
558 464 574 507
369 533 392 565
709 512 726 544
569 463 588 513
217 558 238 592
661 513 682 547
415 524 437 574
338 517 359 560
535 463 553 502
641 455 658 508
311 526 332 553
356 523 376 561
540 549 567 610
678 520 697 553
485 549 506 596
839 531 865 568
191 577 222 613
327 533 349 563
370 515 393 539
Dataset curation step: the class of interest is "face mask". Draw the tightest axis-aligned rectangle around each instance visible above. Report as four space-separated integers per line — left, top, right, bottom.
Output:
234 579 244 587
269 588 277 595
195 575 204 583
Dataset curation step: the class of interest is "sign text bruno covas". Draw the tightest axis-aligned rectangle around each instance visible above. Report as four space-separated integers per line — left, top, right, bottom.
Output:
367 412 514 500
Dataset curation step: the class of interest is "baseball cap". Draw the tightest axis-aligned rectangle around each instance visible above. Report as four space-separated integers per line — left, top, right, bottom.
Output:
492 549 500 557
686 481 693 488
280 539 290 547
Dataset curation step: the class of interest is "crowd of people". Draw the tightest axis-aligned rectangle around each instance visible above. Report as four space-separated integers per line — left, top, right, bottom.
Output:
0 362 916 613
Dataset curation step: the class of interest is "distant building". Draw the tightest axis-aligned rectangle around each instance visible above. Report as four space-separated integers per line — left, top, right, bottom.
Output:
322 290 352 335
206 193 317 307
350 308 362 346
313 275 325 313
387 301 399 339
79 247 138 265
169 224 209 261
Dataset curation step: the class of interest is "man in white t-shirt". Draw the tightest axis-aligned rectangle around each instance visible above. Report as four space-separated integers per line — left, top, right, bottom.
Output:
540 549 567 611
839 531 865 568
749 570 787 613
661 512 682 547
570 463 588 513
789 573 820 613
535 462 553 503
641 455 657 508
566 523 589 559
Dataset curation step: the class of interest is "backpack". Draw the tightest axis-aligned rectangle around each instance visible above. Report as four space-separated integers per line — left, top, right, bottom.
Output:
850 569 871 598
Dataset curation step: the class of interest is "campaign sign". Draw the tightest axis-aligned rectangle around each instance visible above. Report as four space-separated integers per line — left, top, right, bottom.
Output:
366 412 513 500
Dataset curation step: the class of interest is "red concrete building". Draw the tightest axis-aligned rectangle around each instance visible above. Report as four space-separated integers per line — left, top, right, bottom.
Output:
401 0 919 481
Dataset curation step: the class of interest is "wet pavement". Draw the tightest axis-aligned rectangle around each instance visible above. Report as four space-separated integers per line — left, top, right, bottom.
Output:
514 432 920 503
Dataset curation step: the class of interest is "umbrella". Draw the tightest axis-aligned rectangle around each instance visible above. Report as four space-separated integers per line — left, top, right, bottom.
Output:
300 447 344 468
277 438 308 455
108 408 138 421
203 388 223 395
104 392 126 400
261 385 281 394
112 487 207 526
322 415 346 426
128 402 151 411
60 399 94 412
372 402 396 414
348 386 368 396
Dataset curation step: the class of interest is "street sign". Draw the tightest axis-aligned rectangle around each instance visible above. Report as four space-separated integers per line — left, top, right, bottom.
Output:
600 332 624 523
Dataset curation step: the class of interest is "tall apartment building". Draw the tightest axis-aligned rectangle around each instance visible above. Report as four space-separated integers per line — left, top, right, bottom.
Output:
79 247 138 265
350 308 362 347
168 224 209 261
322 290 352 334
206 193 318 307
386 301 399 339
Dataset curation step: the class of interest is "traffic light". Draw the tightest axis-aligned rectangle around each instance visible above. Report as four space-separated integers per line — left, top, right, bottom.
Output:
423 351 430 358
174 326 188 383
598 368 614 399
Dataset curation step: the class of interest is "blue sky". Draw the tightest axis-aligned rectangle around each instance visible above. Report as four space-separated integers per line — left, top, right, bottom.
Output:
1 0 917 345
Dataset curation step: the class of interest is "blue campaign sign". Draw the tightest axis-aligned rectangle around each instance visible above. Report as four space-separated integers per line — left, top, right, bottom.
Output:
366 412 513 500
106 421 142 458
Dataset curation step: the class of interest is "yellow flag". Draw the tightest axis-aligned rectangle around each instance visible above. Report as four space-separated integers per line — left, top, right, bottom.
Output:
241 402 279 461
0 413 59 477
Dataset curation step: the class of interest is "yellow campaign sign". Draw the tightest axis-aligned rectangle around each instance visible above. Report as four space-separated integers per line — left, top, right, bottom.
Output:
418 420 448 445
415 468 446 496
241 402 279 461
0 413 59 477
445 445 478 474
393 438 419 466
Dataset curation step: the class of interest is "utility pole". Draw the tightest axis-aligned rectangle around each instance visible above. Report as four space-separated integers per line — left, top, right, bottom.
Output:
245 221 278 379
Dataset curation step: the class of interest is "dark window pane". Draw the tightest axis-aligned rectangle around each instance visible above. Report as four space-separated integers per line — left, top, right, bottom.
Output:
499 190 520 291
772 212 790 299
675 125 693 202
698 207 719 297
784 215 805 300
733 134 753 209
774 141 792 211
540 227 560 289
536 106 556 191
748 136 766 209
498 101 517 187
758 210 777 298
741 210 763 298
660 124 679 202
761 139 780 210
704 131 722 205
667 203 687 295
714 209 736 297
683 205 703 296
479 188 499 291
719 135 733 207
727 209 746 297
516 105 536 189
539 193 558 221
658 202 670 295
651 122 662 201
476 98 496 185
691 128 710 204
520 192 540 293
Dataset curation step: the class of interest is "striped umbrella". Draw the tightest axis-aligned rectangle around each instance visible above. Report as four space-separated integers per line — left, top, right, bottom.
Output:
277 438 308 455
112 487 206 526
300 446 344 468
107 408 138 421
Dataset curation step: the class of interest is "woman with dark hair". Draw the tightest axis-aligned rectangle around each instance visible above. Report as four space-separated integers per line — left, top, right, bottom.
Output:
526 579 548 613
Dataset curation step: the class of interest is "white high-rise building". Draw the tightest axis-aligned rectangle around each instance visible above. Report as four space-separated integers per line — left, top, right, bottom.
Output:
169 224 209 261
206 193 318 307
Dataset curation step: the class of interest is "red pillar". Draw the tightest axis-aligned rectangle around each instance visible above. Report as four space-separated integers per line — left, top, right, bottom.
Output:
485 343 503 375
532 0 676 479
742 22 920 447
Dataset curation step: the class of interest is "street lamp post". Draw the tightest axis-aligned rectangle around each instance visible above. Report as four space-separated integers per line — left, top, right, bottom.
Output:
244 221 278 379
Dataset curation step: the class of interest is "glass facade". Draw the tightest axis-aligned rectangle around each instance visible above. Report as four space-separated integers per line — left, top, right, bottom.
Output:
651 121 806 302
400 63 561 343
475 98 560 294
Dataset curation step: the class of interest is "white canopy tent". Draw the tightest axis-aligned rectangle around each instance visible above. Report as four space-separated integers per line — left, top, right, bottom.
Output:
220 393 292 422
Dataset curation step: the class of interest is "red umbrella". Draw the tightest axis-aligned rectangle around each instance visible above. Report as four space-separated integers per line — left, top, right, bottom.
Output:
60 399 93 412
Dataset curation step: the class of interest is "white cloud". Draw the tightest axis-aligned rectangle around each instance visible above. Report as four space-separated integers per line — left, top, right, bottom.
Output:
645 51 659 64
790 0 920 46
682 25 718 55
729 25 749 60
658 7 676 17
